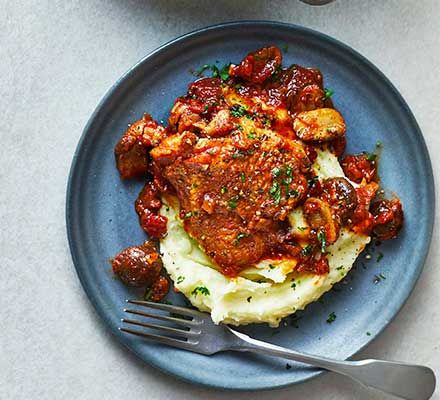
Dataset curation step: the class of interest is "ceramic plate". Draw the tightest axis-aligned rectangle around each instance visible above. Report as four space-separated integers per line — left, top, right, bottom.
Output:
66 21 434 390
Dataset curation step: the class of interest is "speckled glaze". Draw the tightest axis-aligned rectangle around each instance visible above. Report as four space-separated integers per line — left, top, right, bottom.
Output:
66 21 434 390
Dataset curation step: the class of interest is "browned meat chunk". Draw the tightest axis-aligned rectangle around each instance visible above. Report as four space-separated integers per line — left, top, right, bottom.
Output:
371 199 403 240
147 276 170 302
114 114 166 179
152 129 312 276
112 241 163 287
230 46 282 84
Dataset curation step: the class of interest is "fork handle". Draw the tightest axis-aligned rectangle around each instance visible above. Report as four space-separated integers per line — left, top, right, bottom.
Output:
228 328 436 400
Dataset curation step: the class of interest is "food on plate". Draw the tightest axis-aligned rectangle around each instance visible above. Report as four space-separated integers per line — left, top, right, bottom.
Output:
110 46 403 326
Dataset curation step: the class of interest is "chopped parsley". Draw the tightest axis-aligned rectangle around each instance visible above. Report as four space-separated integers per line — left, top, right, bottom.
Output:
282 44 289 53
196 63 230 81
291 281 297 289
191 286 210 296
317 230 326 253
366 331 372 336
373 273 386 284
247 296 252 303
184 211 193 219
239 171 246 183
230 104 247 117
247 132 257 140
220 186 228 194
307 176 319 187
376 140 383 148
376 252 384 262
288 189 300 198
326 312 337 324
228 196 239 209
285 363 292 370
322 88 334 100
234 232 248 246
366 152 377 162
262 115 271 127
297 226 307 231
176 276 185 284
272 167 282 177
269 181 281 204
269 264 276 270
301 244 313 257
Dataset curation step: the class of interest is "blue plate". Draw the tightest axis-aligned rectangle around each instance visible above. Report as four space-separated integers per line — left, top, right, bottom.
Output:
66 21 434 390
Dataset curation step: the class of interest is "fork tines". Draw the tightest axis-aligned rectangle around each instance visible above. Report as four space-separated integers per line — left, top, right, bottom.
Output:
120 300 202 350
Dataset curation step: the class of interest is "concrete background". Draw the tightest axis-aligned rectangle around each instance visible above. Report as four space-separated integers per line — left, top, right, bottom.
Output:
1 0 439 399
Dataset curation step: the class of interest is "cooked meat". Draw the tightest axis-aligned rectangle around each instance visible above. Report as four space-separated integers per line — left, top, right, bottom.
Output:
230 46 282 84
151 128 312 276
135 181 168 238
147 275 170 301
341 153 376 183
321 177 357 223
112 46 403 279
371 199 403 240
115 114 166 179
112 241 163 287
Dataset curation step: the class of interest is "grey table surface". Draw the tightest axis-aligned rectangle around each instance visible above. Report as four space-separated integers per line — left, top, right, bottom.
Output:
2 0 439 399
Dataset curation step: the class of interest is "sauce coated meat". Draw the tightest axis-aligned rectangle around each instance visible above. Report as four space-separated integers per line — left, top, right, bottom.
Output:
113 46 403 281
112 241 163 287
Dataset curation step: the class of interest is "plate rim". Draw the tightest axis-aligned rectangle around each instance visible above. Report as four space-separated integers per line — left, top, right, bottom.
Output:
66 20 435 390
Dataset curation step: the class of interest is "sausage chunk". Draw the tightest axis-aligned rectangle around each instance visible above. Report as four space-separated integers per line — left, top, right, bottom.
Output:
371 199 403 240
230 46 282 84
112 241 162 287
147 276 170 302
341 153 376 183
114 114 166 179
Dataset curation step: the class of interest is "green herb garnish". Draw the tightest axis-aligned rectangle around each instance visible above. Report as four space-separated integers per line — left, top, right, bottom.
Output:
317 230 326 253
301 244 313 257
272 167 282 177
322 88 334 100
376 252 384 262
220 186 228 194
366 152 377 162
326 312 337 324
230 104 247 117
307 176 319 187
269 181 281 204
247 296 252 303
191 286 210 296
176 276 185 284
234 232 248 245
228 196 239 209
196 63 230 81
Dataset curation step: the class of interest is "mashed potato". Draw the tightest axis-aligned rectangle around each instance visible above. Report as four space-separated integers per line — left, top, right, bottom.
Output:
160 150 370 327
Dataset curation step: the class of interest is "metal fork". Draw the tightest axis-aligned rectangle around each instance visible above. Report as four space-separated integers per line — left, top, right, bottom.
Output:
121 300 436 399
